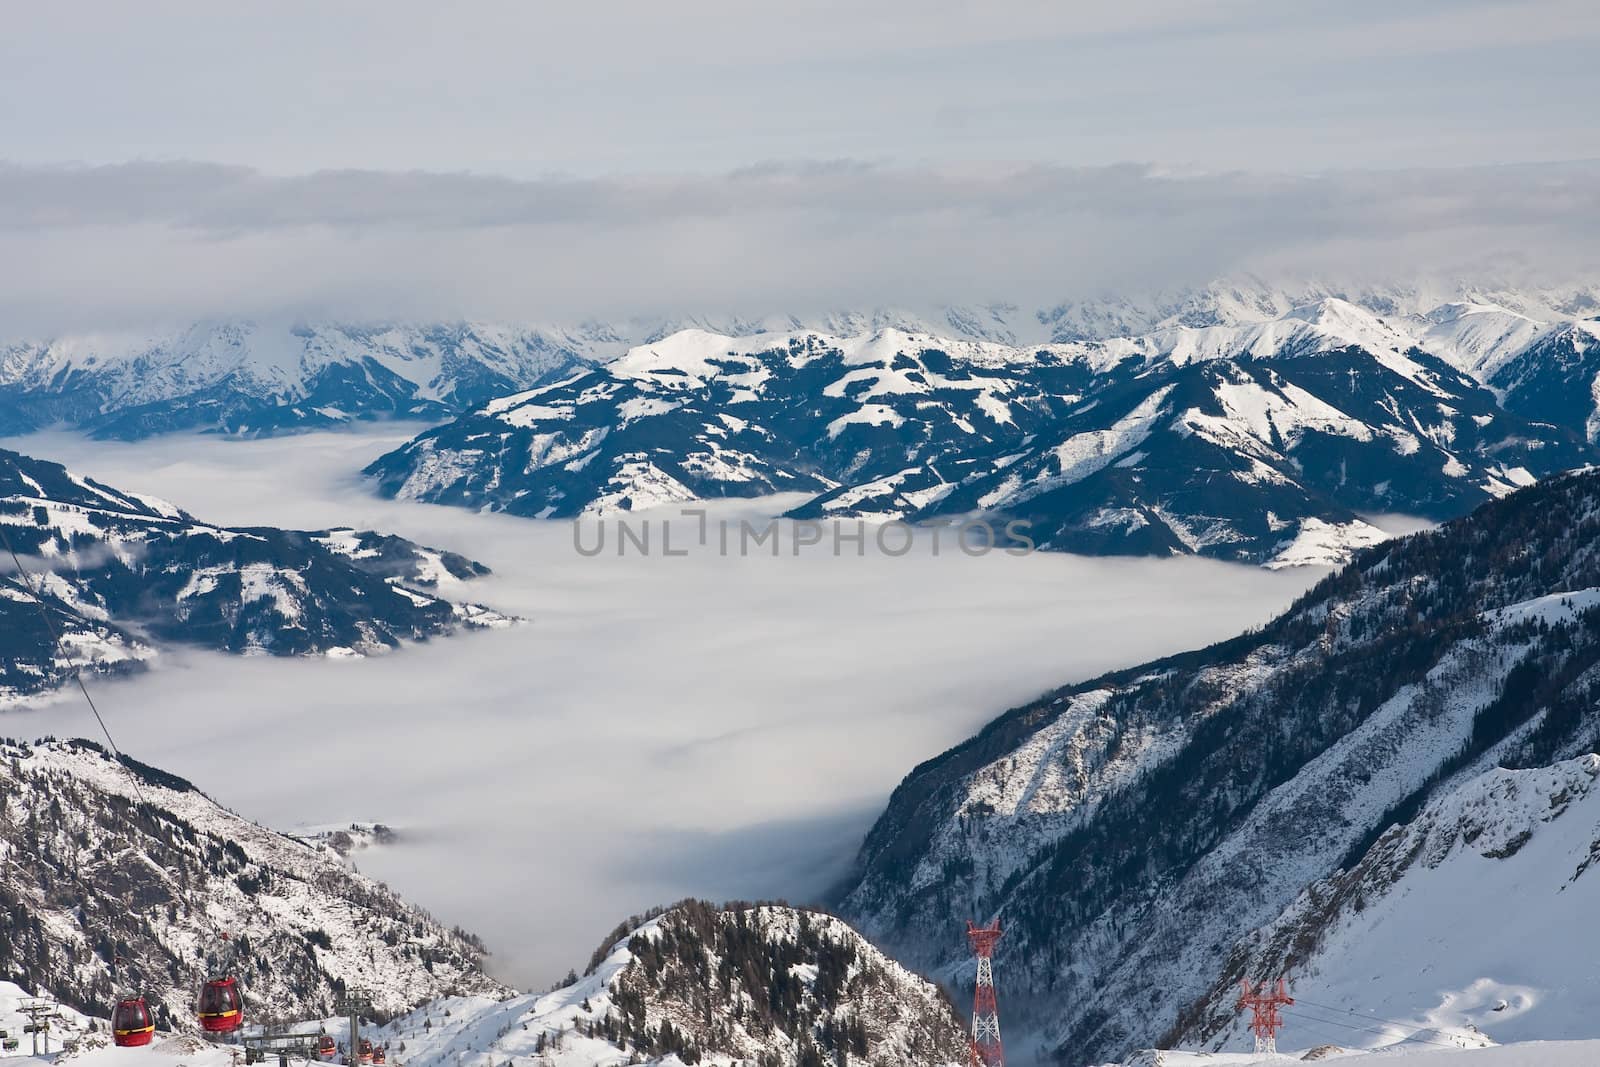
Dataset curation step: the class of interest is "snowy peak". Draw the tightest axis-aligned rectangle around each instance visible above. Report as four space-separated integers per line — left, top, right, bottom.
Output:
1493 318 1600 443
1415 301 1551 379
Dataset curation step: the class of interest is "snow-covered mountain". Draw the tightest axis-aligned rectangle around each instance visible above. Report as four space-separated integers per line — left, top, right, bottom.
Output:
363 328 1099 519
833 466 1600 1064
0 322 597 439
0 447 510 703
366 299 1595 565
365 901 968 1067
0 738 505 1026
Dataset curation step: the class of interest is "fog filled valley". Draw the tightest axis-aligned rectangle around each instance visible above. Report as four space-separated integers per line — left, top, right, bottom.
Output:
0 427 1320 991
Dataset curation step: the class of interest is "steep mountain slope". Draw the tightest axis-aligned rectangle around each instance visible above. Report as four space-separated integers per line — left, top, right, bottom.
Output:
1172 753 1600 1055
835 467 1600 1065
368 901 968 1067
0 448 509 703
885 302 1585 564
0 738 505 1026
369 301 1595 565
1492 320 1600 443
0 322 594 439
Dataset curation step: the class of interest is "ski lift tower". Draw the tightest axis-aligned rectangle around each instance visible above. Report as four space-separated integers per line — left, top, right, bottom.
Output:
336 990 373 1066
19 997 61 1056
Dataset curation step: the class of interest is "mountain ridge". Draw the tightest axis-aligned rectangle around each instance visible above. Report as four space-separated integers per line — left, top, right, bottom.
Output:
0 446 511 703
366 297 1598 565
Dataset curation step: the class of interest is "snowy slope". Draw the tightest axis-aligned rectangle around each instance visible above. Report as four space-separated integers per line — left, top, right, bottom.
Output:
1102 1042 1600 1066
1173 754 1600 1057
836 468 1600 1065
0 447 511 702
0 739 505 1027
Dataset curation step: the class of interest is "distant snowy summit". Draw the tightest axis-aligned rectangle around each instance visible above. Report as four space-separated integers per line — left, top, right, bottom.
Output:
3 278 1596 442
367 294 1600 566
0 320 601 438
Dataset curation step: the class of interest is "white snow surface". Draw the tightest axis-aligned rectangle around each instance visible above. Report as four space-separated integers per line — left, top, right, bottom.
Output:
1198 754 1600 1057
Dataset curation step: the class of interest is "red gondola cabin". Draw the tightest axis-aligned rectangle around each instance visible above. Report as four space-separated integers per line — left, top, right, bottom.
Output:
197 977 243 1033
358 1038 374 1063
372 1047 386 1065
112 996 155 1047
317 1036 338 1060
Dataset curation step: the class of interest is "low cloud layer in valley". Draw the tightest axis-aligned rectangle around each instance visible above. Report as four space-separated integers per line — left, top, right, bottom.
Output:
2 428 1323 987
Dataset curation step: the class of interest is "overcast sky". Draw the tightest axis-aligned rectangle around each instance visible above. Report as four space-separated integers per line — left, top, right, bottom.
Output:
9 1 1599 175
3 1 1599 329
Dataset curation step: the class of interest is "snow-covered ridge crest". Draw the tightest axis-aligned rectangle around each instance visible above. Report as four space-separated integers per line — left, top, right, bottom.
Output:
371 298 1599 565
362 900 968 1067
0 320 598 439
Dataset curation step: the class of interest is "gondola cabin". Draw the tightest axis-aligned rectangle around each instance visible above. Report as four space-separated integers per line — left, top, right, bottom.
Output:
372 1047 386 1065
317 1035 338 1060
358 1038 374 1063
112 996 155 1047
197 977 243 1033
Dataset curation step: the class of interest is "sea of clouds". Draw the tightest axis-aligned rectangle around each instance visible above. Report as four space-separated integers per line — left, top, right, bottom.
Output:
5 427 1323 987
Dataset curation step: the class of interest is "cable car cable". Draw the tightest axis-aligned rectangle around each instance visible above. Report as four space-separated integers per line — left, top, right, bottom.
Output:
1293 994 1475 1035
0 519 147 806
1280 1006 1467 1050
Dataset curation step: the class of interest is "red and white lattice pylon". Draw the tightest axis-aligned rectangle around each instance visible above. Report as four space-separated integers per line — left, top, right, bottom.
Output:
966 920 1005 1067
1237 978 1294 1055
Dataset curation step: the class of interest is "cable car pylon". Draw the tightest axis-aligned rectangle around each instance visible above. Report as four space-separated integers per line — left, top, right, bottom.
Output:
966 919 1005 1067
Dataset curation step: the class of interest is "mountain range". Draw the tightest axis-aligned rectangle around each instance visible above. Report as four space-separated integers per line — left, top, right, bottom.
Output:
7 444 1600 1064
0 447 510 703
366 296 1599 565
6 280 1600 566
0 321 594 439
